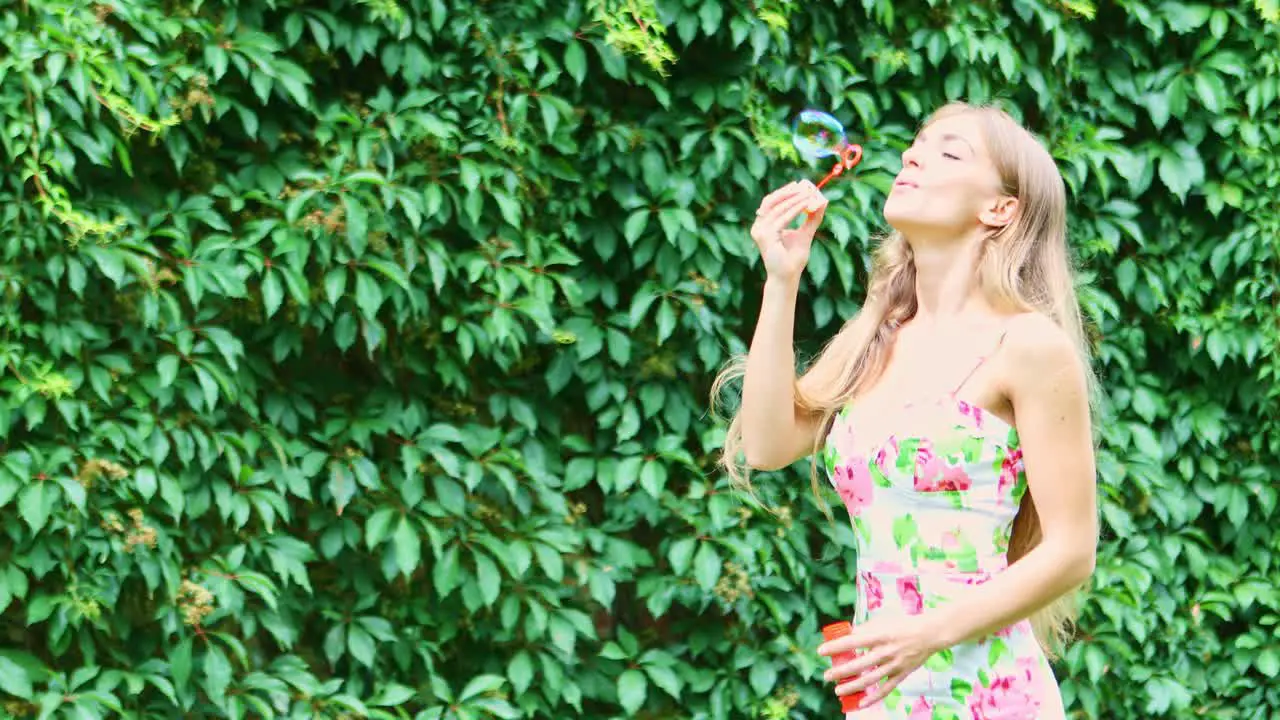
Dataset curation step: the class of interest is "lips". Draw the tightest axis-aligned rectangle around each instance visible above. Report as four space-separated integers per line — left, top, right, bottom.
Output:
893 179 917 189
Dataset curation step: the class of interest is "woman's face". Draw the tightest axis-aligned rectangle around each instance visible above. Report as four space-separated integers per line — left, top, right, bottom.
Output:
883 113 1013 241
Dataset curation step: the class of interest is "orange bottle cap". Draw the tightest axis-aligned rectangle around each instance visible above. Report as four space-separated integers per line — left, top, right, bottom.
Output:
822 621 853 642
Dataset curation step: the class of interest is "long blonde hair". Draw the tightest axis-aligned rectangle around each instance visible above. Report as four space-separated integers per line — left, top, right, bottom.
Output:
710 101 1095 658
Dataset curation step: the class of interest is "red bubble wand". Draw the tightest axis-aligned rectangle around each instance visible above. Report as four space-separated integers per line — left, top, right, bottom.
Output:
815 144 863 189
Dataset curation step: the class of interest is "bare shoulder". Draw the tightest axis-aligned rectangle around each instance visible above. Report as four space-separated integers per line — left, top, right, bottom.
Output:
1000 312 1087 397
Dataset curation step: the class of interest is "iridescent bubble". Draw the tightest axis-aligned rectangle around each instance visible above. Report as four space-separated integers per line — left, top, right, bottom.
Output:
792 110 847 161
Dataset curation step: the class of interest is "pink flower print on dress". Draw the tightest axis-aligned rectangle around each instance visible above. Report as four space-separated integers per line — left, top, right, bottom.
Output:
859 571 884 612
956 399 985 428
997 446 1023 504
874 441 896 474
913 446 973 492
834 462 874 515
907 697 933 719
994 620 1021 639
914 444 941 478
896 576 924 615
967 663 1042 719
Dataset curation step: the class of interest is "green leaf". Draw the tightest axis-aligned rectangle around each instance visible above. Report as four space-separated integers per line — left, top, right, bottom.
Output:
434 477 466 514
623 210 649 246
617 670 647 715
334 312 358 352
324 267 348 305
565 41 587 84
693 542 721 591
698 1 723 34
474 550 502 606
363 258 411 292
344 194 369 254
1156 141 1206 201
84 246 126 286
347 624 376 667
535 543 564 582
1257 648 1279 678
1115 258 1138 298
202 328 243 371
262 270 284 318
588 568 615 607
170 637 193 689
202 645 232 703
369 683 417 706
655 301 677 344
157 355 180 387
354 271 385 318
433 545 461 598
508 651 535 695
493 192 522 226
459 674 505 702
135 467 157 501
328 463 356 514
18 483 50 532
392 517 421 575
639 460 667 498
749 661 777 696
644 664 682 700
0 656 33 700
549 614 576 655
668 537 695 575
365 507 396 548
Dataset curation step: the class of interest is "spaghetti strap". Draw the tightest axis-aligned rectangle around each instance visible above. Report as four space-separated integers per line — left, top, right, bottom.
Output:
951 327 1011 396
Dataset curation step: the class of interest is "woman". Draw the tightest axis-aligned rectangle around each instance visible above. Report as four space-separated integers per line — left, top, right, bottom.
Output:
713 102 1099 718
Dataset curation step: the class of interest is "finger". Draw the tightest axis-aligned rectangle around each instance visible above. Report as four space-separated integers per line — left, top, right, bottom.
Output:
825 646 890 683
761 192 815 230
763 179 816 211
800 194 828 230
756 181 803 215
801 184 826 212
856 670 907 708
817 626 872 658
834 657 895 695
819 623 881 657
756 190 802 223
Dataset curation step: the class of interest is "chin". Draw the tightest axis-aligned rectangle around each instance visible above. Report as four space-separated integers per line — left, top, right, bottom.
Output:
882 196 918 234
883 197 963 242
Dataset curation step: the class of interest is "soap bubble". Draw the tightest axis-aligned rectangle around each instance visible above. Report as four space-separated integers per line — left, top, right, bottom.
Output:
792 109 847 161
791 109 864 190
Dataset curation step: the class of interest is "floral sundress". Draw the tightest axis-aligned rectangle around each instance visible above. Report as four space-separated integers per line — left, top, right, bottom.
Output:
822 365 1065 719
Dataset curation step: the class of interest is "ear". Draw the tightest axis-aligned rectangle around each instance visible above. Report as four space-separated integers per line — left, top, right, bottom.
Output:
979 196 1018 228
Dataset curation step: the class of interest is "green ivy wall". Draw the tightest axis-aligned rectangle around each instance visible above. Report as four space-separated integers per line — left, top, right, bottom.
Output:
0 0 1277 718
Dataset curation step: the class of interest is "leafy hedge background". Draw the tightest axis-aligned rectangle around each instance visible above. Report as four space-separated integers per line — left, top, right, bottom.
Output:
1 0 1278 718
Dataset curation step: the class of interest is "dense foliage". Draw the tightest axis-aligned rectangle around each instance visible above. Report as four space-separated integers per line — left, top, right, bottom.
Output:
1 0 1278 718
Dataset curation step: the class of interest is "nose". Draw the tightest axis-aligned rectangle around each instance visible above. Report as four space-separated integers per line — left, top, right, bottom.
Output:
901 144 922 169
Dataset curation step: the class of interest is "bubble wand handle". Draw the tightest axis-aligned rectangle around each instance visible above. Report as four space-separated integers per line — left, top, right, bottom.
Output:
815 144 864 190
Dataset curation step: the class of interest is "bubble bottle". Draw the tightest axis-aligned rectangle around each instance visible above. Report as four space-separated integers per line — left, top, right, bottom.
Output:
822 620 867 714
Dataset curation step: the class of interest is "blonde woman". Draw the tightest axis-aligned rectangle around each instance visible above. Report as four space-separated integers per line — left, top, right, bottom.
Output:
715 103 1099 718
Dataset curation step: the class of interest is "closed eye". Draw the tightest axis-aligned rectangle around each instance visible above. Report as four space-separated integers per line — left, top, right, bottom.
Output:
942 152 961 160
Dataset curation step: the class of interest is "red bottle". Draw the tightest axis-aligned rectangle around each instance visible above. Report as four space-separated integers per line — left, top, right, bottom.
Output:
822 621 866 713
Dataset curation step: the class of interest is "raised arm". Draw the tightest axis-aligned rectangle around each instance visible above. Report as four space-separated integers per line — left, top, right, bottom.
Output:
739 180 829 470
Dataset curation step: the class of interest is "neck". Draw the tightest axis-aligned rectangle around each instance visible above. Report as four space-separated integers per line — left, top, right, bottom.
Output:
909 233 990 324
